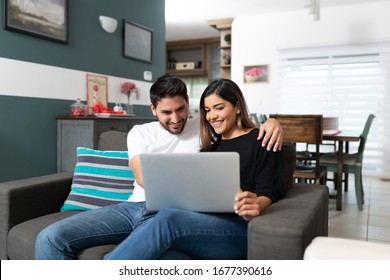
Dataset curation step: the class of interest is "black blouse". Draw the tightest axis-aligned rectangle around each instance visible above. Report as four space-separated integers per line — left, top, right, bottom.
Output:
210 129 285 202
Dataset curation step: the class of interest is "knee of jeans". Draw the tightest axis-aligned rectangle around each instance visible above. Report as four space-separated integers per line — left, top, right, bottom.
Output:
156 209 185 224
36 227 53 247
36 223 63 247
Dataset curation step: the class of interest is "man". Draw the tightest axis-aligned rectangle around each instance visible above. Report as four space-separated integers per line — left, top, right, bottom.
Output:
35 75 282 259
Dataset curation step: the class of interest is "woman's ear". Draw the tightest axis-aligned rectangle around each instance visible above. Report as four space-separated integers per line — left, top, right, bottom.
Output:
236 104 241 115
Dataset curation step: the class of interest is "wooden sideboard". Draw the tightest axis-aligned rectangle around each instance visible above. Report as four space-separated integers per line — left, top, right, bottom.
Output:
57 116 155 172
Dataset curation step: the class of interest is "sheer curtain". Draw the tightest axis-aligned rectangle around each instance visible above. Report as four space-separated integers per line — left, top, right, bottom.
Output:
278 42 390 178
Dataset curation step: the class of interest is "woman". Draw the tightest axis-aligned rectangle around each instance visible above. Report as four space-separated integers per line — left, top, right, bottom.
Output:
199 79 285 221
105 79 286 260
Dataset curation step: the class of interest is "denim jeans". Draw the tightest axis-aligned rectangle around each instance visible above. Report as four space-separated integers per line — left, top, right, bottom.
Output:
104 208 248 260
35 201 157 259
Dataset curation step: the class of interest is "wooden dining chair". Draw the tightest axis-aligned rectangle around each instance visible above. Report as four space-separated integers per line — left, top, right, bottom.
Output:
270 114 327 185
320 114 376 210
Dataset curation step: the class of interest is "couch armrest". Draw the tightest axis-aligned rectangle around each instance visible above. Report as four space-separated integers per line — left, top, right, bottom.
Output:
247 183 329 260
0 173 73 259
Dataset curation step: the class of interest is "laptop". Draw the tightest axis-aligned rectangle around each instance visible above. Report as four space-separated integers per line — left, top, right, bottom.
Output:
140 152 240 213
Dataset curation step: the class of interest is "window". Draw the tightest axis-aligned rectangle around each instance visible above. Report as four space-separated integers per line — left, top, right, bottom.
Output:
278 42 390 177
180 75 209 116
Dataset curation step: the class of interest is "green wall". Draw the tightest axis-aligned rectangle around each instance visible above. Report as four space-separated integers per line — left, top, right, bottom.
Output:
0 0 165 182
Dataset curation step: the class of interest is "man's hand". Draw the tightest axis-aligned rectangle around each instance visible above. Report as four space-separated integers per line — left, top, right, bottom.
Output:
257 118 283 151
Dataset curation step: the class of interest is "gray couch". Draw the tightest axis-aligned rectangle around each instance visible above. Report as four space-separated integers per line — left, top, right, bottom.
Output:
0 131 329 260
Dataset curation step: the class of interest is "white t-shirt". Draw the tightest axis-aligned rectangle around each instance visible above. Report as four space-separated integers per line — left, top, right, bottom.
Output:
127 117 201 202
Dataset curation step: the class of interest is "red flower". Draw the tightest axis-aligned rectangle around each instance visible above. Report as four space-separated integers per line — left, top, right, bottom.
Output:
121 81 136 95
93 85 99 91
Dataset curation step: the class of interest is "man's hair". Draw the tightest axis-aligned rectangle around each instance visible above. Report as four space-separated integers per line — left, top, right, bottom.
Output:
150 75 189 107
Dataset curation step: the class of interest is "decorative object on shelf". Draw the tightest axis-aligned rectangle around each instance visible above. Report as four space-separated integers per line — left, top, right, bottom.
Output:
222 51 231 65
3 0 68 44
113 103 124 113
121 81 138 115
224 33 231 45
243 65 269 83
176 62 195 70
86 74 108 113
70 99 87 116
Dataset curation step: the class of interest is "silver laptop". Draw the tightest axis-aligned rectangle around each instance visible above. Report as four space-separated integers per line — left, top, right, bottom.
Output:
140 152 240 213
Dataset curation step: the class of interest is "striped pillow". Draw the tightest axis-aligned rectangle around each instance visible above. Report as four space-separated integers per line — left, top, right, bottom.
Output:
61 147 134 211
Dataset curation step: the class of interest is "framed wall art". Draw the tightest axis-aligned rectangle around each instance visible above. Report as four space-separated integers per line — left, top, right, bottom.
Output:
243 64 270 83
123 20 153 63
3 0 68 44
86 74 108 113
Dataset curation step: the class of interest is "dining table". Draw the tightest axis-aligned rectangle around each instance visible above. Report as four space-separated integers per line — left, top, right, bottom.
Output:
323 130 361 210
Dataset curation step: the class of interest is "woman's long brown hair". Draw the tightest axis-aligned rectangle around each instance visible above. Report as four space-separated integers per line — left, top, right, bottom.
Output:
199 79 255 151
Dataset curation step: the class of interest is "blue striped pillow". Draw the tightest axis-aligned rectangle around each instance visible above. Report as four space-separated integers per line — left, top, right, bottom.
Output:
61 147 134 211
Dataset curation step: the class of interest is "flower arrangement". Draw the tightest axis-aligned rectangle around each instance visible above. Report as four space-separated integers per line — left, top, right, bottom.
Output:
121 81 137 95
120 81 138 114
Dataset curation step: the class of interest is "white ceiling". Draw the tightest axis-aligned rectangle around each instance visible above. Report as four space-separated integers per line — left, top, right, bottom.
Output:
165 0 390 42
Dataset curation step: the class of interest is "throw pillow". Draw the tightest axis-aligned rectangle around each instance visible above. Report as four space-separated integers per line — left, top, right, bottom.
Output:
61 147 134 211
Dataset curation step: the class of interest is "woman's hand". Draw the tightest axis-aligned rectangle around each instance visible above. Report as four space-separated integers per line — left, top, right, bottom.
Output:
257 118 283 152
234 191 272 221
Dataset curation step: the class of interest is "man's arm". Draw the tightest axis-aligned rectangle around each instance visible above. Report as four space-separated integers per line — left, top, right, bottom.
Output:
130 155 144 187
257 118 283 152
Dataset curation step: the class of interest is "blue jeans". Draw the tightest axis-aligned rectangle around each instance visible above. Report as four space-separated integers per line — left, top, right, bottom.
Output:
104 208 248 260
35 201 157 259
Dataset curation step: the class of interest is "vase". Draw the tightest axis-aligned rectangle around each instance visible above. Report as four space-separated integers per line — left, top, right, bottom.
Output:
126 95 133 115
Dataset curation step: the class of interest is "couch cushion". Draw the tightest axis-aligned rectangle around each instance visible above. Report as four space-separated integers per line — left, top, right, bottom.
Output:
61 147 134 211
7 211 117 260
98 130 128 151
7 211 80 260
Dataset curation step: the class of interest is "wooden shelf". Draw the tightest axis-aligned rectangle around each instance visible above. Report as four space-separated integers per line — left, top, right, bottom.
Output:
208 18 232 79
166 38 219 80
166 69 208 76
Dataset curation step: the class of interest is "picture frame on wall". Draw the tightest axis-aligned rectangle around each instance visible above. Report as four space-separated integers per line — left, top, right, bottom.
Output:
123 20 153 63
86 74 108 113
3 0 68 44
243 64 270 83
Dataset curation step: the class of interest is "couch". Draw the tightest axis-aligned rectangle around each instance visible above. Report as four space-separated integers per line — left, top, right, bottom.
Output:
0 130 329 260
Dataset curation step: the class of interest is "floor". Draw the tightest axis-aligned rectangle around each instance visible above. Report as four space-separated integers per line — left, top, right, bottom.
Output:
327 175 390 244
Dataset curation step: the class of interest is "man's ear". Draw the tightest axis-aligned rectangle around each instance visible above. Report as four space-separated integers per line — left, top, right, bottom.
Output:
150 103 157 116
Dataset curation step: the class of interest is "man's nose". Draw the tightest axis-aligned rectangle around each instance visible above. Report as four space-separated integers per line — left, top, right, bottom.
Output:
171 112 180 123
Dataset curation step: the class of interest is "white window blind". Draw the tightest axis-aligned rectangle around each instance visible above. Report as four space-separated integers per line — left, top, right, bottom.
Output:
278 42 390 178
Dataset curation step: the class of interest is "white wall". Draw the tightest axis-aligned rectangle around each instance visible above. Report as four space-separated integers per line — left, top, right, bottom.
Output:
232 1 390 115
0 57 152 106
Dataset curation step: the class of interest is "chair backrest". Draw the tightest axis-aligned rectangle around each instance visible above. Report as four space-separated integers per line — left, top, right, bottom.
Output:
357 114 376 161
270 114 325 183
269 114 323 145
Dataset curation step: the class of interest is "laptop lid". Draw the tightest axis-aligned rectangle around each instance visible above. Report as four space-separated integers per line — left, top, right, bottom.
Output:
140 152 240 213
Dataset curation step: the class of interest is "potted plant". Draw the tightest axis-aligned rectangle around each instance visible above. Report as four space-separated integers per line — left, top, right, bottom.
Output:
224 33 231 45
